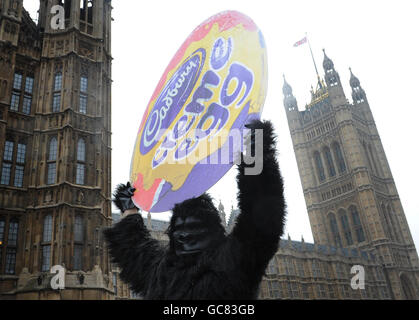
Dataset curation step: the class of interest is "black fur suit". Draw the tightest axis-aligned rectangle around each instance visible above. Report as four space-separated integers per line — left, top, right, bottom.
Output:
103 120 286 299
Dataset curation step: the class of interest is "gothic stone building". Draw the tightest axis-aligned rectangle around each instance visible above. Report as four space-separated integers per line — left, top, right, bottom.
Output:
259 237 392 300
261 49 419 299
0 0 113 299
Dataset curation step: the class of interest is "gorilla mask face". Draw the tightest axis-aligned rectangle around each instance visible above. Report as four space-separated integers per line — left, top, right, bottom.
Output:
172 216 216 256
169 194 226 257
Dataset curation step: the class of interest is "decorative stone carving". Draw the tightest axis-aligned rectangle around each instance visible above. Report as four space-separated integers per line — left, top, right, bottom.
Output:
77 190 85 204
0 79 8 99
56 40 64 51
79 41 94 59
44 190 53 203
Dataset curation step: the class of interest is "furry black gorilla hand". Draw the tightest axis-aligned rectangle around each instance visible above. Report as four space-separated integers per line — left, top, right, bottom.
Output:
112 182 136 213
103 119 286 299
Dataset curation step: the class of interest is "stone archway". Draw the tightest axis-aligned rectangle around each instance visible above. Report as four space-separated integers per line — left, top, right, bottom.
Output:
400 273 416 300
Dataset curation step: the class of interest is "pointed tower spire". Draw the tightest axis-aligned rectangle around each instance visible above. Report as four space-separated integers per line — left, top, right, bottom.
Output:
322 49 341 87
322 48 334 70
282 74 292 95
218 200 224 212
301 235 306 251
349 67 360 87
282 75 298 112
349 67 367 104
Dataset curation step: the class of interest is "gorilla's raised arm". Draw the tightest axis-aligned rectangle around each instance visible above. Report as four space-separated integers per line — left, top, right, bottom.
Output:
231 120 286 275
103 184 165 296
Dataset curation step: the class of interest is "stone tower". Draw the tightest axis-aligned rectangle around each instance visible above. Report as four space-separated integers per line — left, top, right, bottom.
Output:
282 49 419 299
0 0 113 299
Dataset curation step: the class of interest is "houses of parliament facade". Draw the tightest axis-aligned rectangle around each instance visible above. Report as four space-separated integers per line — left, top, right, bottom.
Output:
0 0 113 299
258 51 419 300
0 1 418 300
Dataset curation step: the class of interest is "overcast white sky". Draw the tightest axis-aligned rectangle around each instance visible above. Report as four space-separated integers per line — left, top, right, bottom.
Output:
25 0 419 248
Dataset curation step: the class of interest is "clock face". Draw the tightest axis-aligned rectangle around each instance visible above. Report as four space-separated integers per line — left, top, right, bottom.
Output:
130 10 268 212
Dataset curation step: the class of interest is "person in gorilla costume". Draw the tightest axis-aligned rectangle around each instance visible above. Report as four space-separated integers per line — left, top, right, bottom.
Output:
103 119 286 299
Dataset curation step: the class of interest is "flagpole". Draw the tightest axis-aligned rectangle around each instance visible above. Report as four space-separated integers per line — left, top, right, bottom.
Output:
306 32 320 79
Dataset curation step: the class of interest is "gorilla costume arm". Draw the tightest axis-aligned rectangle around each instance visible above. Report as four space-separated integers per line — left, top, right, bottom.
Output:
231 120 286 283
103 184 166 296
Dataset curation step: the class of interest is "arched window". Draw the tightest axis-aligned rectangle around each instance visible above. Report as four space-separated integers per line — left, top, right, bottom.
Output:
7 220 19 246
42 214 52 272
74 215 84 242
339 210 353 246
14 142 26 188
79 75 88 114
80 0 94 33
54 73 62 91
49 138 58 161
47 138 58 185
41 245 51 272
333 143 346 173
22 75 34 114
113 272 118 295
52 72 62 112
1 140 13 186
76 139 85 185
314 151 325 182
5 219 19 274
74 215 84 270
329 213 342 248
0 140 26 188
77 139 85 162
323 147 336 177
9 73 33 114
10 73 22 111
349 206 365 243
43 215 53 242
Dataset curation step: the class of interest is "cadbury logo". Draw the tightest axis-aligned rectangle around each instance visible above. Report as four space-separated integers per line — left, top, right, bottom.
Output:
140 49 205 154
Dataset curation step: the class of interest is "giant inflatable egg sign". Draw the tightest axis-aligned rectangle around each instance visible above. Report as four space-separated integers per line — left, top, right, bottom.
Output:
130 11 268 212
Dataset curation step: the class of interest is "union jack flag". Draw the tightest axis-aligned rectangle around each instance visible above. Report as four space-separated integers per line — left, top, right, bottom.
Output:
293 37 307 47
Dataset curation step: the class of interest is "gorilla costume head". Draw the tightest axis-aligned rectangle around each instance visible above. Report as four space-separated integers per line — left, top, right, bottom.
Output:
167 193 226 259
